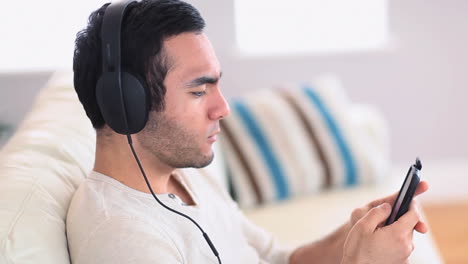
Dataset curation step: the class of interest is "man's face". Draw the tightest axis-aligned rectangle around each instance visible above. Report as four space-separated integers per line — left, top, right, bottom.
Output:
137 32 230 169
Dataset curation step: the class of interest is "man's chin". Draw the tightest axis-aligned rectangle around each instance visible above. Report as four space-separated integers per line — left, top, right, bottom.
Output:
163 147 215 169
191 151 215 169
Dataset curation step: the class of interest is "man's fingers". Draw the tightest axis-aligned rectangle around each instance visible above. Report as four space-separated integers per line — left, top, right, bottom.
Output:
414 181 429 197
357 203 392 232
368 193 398 208
352 181 430 228
369 181 429 208
393 202 420 231
414 221 428 234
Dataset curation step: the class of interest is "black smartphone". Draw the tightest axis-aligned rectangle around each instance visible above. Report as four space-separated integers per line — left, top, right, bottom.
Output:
385 157 422 226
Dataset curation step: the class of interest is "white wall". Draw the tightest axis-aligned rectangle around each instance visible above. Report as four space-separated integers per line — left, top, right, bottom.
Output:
0 72 51 146
191 0 468 163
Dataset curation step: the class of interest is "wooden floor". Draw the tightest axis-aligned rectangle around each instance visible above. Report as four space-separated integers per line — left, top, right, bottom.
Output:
422 202 468 264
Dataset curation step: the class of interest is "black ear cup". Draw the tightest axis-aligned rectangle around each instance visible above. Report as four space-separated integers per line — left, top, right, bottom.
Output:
95 0 147 135
96 71 149 134
121 71 149 133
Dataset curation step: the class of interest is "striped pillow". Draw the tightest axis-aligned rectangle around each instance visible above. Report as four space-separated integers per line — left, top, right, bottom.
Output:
219 79 390 208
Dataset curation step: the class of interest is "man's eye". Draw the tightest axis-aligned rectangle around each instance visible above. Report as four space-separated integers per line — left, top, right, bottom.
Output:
191 91 206 97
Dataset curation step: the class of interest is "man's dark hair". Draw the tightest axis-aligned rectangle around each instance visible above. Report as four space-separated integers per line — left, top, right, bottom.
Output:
73 0 205 129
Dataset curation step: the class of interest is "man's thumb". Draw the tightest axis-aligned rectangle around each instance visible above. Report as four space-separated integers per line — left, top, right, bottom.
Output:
360 203 392 231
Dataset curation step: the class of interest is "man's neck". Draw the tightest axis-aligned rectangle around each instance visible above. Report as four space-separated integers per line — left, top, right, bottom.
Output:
93 133 175 195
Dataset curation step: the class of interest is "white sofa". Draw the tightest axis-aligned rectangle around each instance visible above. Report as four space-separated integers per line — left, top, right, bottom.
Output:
0 72 444 263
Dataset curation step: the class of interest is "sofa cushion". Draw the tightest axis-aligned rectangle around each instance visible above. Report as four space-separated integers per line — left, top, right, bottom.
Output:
219 76 390 208
0 72 95 264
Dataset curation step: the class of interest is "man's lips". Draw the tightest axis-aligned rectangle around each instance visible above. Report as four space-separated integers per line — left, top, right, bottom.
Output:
208 130 220 138
207 130 220 142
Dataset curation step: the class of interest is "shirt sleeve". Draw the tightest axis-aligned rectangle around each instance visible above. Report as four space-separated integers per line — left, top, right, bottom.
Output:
72 217 184 264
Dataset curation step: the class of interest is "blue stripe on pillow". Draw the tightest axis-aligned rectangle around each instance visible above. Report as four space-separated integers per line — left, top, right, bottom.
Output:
233 101 290 200
303 86 358 186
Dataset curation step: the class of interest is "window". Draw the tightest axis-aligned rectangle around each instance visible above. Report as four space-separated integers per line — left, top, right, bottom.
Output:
234 0 389 56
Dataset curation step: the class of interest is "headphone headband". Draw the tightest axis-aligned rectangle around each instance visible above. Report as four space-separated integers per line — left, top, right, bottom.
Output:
101 0 137 74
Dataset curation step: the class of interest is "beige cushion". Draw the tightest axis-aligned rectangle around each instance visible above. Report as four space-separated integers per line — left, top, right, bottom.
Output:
0 72 95 263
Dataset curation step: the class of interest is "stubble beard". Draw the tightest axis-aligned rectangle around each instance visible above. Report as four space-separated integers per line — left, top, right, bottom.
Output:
137 111 214 169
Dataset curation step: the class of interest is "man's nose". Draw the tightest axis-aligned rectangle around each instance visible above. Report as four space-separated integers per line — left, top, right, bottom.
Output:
209 89 230 120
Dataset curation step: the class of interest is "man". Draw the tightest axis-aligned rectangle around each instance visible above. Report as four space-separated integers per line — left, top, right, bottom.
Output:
67 0 429 263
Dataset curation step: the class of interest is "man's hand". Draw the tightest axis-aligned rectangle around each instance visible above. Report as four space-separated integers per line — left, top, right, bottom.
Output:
342 202 421 264
289 182 429 264
349 181 429 234
340 181 429 264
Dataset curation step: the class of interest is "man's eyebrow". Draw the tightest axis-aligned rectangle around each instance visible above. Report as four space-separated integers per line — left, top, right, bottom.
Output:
185 72 223 88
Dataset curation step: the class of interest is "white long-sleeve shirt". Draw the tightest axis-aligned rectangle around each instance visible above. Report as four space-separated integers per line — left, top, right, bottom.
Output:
66 168 293 263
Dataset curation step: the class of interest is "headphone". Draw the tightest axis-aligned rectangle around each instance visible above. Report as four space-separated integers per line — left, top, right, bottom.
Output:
96 0 148 135
95 1 222 263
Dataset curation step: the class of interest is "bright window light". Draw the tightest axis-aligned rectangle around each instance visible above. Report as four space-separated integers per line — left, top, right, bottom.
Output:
234 0 389 56
0 1 107 72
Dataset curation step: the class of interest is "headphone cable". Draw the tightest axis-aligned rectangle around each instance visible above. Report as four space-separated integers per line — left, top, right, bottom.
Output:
126 135 222 264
